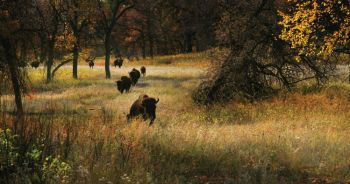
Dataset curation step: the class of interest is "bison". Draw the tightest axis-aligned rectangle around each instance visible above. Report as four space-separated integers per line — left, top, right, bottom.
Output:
113 58 123 68
127 94 159 125
88 61 94 69
30 61 40 69
116 76 132 94
129 68 141 86
140 66 146 77
86 56 95 69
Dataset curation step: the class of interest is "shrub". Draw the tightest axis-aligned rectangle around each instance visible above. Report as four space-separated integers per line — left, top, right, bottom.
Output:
0 128 72 183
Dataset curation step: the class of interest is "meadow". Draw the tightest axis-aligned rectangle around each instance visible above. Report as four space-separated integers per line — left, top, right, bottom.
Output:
2 53 350 183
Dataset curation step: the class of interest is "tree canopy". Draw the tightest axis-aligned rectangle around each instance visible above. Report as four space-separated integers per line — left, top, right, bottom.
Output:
279 0 350 59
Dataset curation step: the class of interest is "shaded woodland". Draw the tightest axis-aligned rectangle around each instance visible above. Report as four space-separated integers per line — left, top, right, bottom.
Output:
1 0 350 183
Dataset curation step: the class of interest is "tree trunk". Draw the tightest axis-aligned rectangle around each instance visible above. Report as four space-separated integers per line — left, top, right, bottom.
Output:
140 31 146 59
348 64 350 84
39 34 47 63
72 44 79 79
147 17 154 58
1 37 24 131
149 38 154 58
19 41 27 62
105 35 111 79
184 32 194 53
46 41 54 82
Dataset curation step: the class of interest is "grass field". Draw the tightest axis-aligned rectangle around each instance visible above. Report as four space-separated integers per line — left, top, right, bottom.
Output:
2 53 350 183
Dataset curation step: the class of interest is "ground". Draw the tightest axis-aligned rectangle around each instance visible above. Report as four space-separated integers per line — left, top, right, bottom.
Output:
1 53 350 183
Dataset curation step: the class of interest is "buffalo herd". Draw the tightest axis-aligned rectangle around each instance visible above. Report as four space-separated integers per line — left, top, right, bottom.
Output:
114 66 159 125
115 67 145 93
84 56 157 124
86 57 123 69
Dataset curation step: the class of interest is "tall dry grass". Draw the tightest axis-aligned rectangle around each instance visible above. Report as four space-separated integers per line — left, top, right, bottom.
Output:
1 52 350 183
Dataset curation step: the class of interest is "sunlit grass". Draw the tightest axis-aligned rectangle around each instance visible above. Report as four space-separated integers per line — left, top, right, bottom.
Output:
3 53 350 183
92 52 211 68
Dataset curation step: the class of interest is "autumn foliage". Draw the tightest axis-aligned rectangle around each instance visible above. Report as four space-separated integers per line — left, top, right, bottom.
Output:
279 0 350 59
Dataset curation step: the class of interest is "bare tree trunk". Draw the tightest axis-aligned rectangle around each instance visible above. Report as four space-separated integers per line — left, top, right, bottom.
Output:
19 41 27 62
72 43 79 79
140 31 146 59
149 38 154 58
184 32 194 53
147 17 154 58
1 37 24 131
39 34 47 63
105 34 111 79
46 41 54 82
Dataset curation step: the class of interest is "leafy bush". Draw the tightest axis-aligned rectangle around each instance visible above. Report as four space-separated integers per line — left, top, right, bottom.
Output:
0 128 72 183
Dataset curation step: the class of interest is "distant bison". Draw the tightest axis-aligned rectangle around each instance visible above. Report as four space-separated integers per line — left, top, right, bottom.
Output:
30 61 40 69
127 94 159 125
86 56 95 69
88 61 94 69
116 76 132 94
113 58 123 68
129 68 141 86
140 66 146 77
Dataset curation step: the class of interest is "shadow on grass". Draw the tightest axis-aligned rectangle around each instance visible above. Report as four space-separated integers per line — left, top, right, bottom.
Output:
134 82 151 88
146 75 197 82
31 79 115 93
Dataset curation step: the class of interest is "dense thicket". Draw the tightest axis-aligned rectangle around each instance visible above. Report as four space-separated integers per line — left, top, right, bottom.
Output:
193 0 336 104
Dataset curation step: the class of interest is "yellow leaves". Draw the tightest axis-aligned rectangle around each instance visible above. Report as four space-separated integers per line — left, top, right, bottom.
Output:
279 0 350 61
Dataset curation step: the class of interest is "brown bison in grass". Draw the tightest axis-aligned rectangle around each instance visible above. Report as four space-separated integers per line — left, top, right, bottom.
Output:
116 76 132 94
140 66 146 77
113 58 123 68
127 94 159 126
129 68 141 86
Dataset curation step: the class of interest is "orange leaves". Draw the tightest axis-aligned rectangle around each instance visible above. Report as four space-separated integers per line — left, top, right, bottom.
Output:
0 10 21 37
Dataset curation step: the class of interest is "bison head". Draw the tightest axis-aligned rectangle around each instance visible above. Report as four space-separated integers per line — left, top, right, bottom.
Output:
116 81 123 93
142 97 159 124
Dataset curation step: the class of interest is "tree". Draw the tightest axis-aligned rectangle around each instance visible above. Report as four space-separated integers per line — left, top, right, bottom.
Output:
34 0 65 82
33 0 81 82
0 0 38 131
279 0 350 60
96 0 135 79
65 0 95 79
193 0 334 104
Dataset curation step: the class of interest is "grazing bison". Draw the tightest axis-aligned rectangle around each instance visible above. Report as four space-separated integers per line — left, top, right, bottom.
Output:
129 68 141 86
30 61 40 69
140 66 146 77
116 76 132 94
127 94 159 125
113 58 123 68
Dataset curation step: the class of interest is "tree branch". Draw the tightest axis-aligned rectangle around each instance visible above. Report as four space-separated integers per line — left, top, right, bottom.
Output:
52 59 73 78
